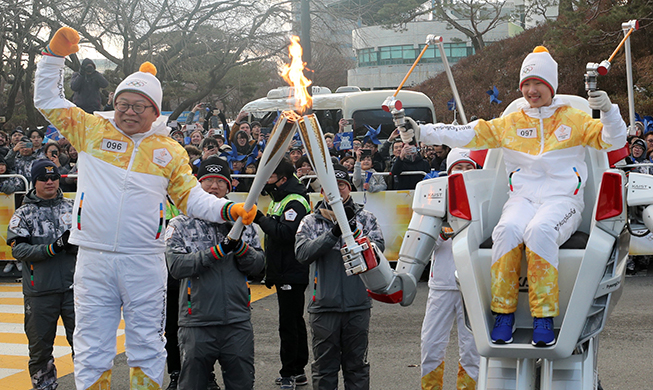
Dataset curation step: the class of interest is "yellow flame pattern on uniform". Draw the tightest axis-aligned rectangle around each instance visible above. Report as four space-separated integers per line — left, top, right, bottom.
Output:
526 247 559 317
490 244 524 313
457 363 477 390
129 367 161 389
464 106 610 153
39 107 198 215
87 370 111 390
421 361 445 390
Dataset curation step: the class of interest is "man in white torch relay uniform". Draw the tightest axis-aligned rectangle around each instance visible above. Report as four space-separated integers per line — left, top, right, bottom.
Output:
400 46 627 347
34 27 257 390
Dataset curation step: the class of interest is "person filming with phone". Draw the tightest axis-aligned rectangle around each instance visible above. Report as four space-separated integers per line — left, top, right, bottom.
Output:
391 143 430 190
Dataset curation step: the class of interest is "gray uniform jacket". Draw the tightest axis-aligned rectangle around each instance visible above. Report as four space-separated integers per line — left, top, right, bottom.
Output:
7 189 75 297
295 200 384 313
165 215 264 327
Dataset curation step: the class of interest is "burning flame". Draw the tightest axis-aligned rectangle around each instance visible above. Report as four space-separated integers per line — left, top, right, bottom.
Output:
280 35 312 114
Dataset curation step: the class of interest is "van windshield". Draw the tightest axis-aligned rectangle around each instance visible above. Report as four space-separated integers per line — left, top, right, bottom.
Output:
246 107 434 139
351 107 434 138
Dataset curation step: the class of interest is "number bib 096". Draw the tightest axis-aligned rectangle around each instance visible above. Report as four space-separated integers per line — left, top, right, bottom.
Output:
101 139 128 153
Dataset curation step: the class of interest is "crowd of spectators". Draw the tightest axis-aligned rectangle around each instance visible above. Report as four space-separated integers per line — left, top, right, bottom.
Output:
0 126 79 195
7 104 653 202
170 111 452 194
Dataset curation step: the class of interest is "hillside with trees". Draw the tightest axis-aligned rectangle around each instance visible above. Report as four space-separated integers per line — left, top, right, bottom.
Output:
412 1 653 124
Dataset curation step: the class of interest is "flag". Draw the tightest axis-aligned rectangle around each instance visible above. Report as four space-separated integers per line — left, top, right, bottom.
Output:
486 86 502 104
447 99 456 111
43 125 62 142
334 132 354 151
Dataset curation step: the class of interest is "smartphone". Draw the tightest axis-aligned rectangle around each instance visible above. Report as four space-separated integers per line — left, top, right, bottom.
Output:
361 149 372 158
345 119 354 125
25 141 33 149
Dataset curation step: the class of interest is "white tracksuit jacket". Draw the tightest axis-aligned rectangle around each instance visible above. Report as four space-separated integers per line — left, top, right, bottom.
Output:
34 55 232 254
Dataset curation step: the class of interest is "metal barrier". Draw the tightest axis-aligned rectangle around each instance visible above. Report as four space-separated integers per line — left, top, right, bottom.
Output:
0 174 31 194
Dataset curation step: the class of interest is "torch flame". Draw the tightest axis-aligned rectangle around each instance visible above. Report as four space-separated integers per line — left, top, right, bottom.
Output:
280 35 312 114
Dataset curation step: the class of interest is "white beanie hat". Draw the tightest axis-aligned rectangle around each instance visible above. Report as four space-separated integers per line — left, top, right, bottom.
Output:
114 62 162 116
446 148 476 174
519 46 558 96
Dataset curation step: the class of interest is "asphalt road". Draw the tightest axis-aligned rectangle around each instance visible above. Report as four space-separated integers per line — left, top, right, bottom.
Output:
57 274 653 389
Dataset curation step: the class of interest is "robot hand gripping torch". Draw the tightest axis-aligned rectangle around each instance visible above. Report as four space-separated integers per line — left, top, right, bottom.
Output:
359 179 448 306
294 114 378 275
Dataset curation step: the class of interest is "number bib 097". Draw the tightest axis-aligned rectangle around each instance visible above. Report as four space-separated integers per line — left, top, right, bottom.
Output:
101 139 128 153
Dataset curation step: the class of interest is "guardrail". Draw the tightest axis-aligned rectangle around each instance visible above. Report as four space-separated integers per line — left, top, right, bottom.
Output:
0 174 30 194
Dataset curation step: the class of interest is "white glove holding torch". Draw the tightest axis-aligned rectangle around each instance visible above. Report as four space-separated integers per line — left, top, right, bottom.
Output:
587 90 612 113
399 116 420 144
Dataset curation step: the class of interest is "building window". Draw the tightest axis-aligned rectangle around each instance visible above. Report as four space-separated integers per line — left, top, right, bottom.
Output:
358 48 378 67
356 43 475 68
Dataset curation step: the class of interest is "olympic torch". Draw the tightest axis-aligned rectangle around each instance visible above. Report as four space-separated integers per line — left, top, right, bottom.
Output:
227 112 297 241
294 114 371 275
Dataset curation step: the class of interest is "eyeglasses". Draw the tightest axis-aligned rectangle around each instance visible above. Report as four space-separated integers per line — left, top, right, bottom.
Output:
36 174 60 182
115 102 153 114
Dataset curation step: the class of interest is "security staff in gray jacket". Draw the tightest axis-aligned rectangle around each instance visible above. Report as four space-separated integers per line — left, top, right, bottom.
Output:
165 156 264 390
295 164 385 390
7 159 76 390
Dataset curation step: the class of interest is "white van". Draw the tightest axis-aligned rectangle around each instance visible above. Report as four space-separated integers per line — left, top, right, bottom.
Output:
239 86 436 138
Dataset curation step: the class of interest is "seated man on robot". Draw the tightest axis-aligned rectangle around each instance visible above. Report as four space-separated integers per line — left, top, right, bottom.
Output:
421 148 480 390
400 46 627 347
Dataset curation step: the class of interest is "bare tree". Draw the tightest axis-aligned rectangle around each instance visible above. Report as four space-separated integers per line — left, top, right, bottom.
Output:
40 0 293 118
0 0 52 128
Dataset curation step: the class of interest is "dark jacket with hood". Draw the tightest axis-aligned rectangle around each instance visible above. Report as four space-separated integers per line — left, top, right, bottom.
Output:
391 153 431 190
6 189 76 296
256 175 311 287
71 59 109 114
295 197 385 313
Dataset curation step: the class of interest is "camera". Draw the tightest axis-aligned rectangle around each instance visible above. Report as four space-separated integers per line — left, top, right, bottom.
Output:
84 65 95 75
51 150 58 157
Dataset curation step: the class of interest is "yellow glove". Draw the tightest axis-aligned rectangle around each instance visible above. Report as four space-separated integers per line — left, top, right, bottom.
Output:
224 203 258 225
44 27 79 57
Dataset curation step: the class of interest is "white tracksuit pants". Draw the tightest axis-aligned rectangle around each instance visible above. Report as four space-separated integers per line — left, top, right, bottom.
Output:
421 289 479 390
73 248 167 389
491 196 583 318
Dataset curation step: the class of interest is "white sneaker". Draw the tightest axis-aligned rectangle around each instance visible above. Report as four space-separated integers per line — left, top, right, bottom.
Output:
3 262 13 273
16 262 22 272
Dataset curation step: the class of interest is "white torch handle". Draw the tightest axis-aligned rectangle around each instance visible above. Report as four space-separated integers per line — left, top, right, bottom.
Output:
295 115 356 248
227 114 297 240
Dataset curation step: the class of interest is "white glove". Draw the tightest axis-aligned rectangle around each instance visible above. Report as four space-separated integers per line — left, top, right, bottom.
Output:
399 116 420 144
588 90 612 113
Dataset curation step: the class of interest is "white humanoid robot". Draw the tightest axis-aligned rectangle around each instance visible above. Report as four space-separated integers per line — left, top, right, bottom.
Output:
342 95 653 390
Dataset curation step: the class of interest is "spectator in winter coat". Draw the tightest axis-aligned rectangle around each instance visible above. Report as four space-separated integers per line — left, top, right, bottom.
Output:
391 143 430 190
70 58 109 113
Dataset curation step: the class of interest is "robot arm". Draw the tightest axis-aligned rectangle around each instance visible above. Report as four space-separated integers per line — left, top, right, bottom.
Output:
343 177 447 306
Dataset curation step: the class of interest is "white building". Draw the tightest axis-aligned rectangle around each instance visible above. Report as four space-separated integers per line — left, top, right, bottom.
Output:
346 1 557 89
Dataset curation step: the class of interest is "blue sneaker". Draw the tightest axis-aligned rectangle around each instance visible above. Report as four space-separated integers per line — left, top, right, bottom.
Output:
532 317 555 347
491 313 515 344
